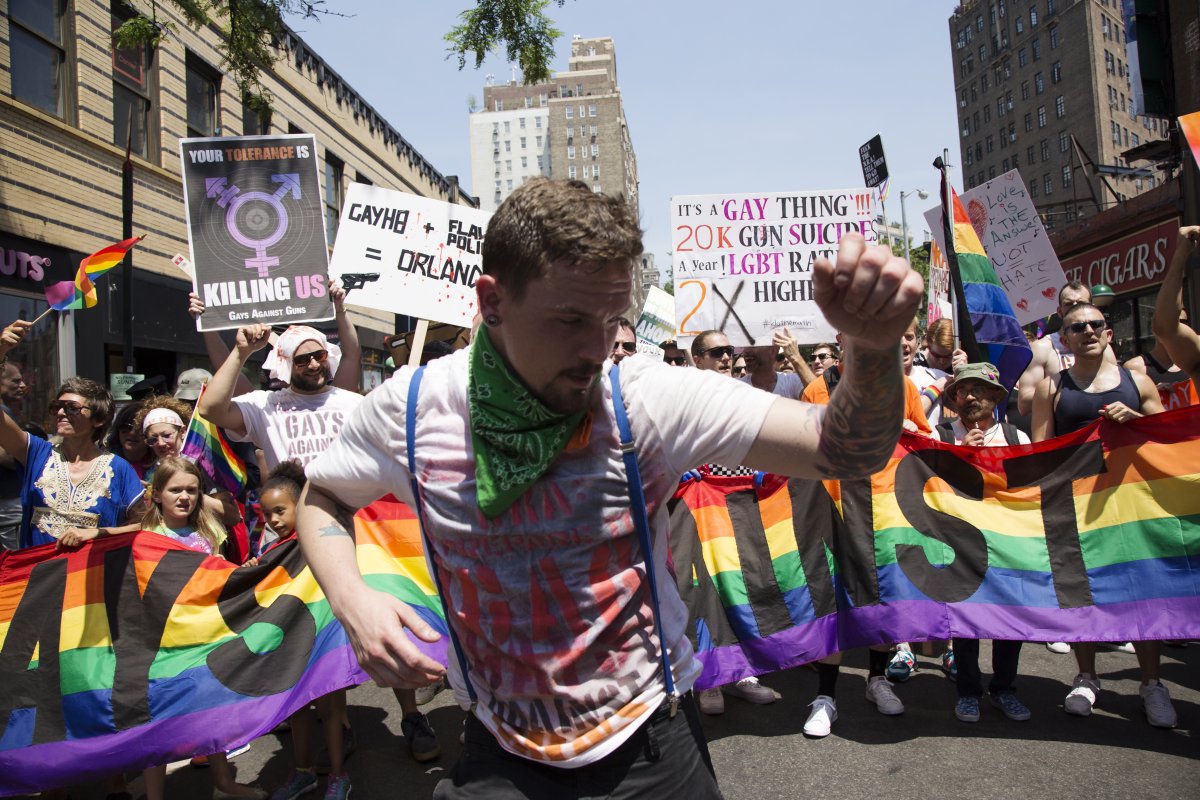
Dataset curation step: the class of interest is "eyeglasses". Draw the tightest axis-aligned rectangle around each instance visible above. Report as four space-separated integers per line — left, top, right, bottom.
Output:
700 345 735 360
145 430 178 446
664 356 687 366
613 341 638 353
926 349 953 362
731 366 747 377
1066 319 1106 335
811 352 834 363
774 353 787 362
293 350 329 367
49 400 91 417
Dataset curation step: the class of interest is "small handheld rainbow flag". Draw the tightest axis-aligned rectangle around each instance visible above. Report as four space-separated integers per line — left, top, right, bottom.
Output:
180 382 248 495
43 235 143 311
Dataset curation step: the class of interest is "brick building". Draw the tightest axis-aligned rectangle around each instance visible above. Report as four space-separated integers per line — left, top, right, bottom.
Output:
948 0 1170 231
0 0 473 416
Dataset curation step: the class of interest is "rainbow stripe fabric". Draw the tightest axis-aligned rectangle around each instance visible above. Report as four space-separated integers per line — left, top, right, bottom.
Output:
180 383 249 495
0 499 444 795
944 186 1032 390
43 236 142 311
670 407 1200 690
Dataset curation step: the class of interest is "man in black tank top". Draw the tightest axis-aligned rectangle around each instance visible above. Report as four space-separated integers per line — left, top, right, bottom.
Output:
1031 303 1176 728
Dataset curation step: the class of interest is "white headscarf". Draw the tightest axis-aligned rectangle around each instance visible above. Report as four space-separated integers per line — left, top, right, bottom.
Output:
262 326 342 384
142 408 185 432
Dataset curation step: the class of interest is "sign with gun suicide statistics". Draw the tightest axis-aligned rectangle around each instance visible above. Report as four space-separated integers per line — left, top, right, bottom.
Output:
670 190 878 346
180 135 334 332
924 169 1066 325
328 183 489 327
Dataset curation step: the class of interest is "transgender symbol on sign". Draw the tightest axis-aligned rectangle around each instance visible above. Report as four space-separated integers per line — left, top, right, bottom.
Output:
204 173 303 277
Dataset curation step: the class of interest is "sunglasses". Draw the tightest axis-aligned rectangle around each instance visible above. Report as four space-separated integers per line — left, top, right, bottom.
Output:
731 366 747 376
293 350 329 367
664 356 687 366
49 400 91 417
701 345 736 360
1066 319 1106 335
614 341 637 353
145 430 179 446
811 352 834 362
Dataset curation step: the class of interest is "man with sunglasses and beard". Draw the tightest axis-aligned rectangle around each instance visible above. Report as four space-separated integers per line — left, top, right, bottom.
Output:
610 317 638 364
1031 302 1178 728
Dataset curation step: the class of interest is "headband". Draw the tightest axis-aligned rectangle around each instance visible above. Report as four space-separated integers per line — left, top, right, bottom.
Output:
261 325 343 384
143 408 184 432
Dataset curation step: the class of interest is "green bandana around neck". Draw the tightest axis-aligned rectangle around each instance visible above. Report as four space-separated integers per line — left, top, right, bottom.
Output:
468 326 589 519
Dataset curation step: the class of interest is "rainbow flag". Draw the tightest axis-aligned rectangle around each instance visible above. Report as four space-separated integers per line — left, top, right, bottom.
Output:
0 499 443 795
937 173 1031 390
671 407 1200 690
180 383 248 495
43 236 142 311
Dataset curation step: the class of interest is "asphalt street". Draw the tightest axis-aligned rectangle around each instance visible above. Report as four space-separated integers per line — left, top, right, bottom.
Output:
55 640 1198 800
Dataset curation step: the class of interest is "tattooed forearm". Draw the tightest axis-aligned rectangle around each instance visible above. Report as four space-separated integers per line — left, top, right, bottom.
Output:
319 506 357 539
817 343 905 478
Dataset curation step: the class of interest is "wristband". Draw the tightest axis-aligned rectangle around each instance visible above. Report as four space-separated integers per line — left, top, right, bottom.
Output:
921 385 942 405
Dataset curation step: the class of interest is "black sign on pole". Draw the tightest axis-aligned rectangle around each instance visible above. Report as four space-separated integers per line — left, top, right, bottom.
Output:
859 134 889 189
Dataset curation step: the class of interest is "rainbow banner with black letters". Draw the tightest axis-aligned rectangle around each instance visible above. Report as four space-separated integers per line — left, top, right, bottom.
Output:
6 411 1200 792
671 406 1200 690
0 498 444 796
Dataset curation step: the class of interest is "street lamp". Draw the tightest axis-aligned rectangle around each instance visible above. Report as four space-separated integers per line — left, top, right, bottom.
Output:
900 189 930 267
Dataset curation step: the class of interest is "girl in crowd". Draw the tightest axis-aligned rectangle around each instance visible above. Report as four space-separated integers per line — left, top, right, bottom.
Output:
138 457 267 799
106 400 155 480
260 461 353 800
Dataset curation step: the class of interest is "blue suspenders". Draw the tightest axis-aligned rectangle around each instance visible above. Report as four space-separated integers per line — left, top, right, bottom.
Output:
403 362 679 717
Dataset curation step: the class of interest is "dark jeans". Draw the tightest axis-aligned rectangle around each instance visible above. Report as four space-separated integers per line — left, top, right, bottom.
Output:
954 638 1023 699
433 693 723 800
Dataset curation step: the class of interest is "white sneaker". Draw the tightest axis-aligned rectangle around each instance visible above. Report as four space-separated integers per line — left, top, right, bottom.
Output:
724 676 780 705
865 676 904 715
1140 681 1177 728
1109 642 1136 654
697 687 725 715
1064 674 1101 716
803 695 837 737
1045 642 1071 654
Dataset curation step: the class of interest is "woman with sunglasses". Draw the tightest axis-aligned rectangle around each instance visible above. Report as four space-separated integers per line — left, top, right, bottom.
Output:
0 317 144 549
105 400 155 479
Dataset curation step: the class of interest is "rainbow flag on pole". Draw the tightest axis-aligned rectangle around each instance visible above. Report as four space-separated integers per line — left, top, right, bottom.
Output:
937 173 1031 390
180 383 248 496
43 236 142 311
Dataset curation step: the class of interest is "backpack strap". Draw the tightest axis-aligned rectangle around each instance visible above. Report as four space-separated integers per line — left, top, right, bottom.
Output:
999 422 1022 446
935 422 956 444
608 363 679 717
406 366 476 706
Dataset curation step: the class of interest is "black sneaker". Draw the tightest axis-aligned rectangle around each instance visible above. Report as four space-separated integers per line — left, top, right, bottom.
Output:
401 711 441 763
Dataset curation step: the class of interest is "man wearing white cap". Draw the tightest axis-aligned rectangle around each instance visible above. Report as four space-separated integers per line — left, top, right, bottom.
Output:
199 324 362 471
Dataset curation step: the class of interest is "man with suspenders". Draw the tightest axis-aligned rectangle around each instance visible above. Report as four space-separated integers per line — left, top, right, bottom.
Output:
294 178 924 798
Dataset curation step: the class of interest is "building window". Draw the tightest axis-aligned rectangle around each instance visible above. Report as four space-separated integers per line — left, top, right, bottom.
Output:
590 124 598 136
1030 5 1038 26
568 166 577 179
1002 157 1010 171
1059 130 1070 152
1051 61 1061 83
495 99 503 111
185 53 220 138
1024 112 1033 132
1111 120 1121 144
593 184 602 194
504 120 511 133
504 140 511 152
1047 0 1055 13
519 117 526 128
1016 16 1024 33
567 145 575 159
536 135 543 147
1105 51 1115 74
505 159 511 172
591 143 599 157
524 96 532 108
566 106 574 118
539 93 548 106
1055 95 1065 117
1041 139 1049 160
997 98 1005 117
963 118 972 137
507 179 513 190
984 104 992 123
1032 37 1041 60
520 156 527 168
1050 26 1060 48
242 95 270 135
520 136 526 148
536 116 543 128
1044 174 1052 195
1062 165 1071 187
592 164 599 178
989 165 997 179
9 0 70 117
966 148 975 166
1035 72 1044 93
986 135 994 153
588 104 597 116
1030 179 1038 198
1018 48 1027 67
1131 132 1140 147
1037 105 1047 127
1021 80 1030 100
1027 145 1035 165
324 153 343 244
112 4 155 160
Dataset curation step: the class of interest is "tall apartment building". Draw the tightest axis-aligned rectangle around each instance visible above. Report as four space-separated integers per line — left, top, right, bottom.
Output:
1 0 473 408
948 0 1170 231
468 36 640 218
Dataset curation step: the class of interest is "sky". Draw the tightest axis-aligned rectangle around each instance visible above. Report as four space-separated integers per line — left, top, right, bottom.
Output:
296 1 964 276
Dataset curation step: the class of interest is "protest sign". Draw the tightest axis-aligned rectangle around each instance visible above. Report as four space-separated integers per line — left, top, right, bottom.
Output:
926 240 952 323
635 285 677 357
670 190 877 346
328 183 489 328
924 170 1066 325
180 135 333 332
858 134 889 189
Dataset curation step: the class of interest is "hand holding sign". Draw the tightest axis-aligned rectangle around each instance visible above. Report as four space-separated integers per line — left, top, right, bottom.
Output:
813 233 923 351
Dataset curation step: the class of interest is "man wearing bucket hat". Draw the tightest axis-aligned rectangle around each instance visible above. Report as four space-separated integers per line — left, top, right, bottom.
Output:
934 362 1032 724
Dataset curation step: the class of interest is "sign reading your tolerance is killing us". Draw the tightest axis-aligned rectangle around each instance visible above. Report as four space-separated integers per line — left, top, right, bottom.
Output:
180 134 334 332
328 184 490 328
924 169 1066 326
671 190 878 346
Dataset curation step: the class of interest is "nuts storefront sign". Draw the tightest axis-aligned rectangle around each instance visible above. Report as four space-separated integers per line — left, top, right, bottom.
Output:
1060 219 1179 295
